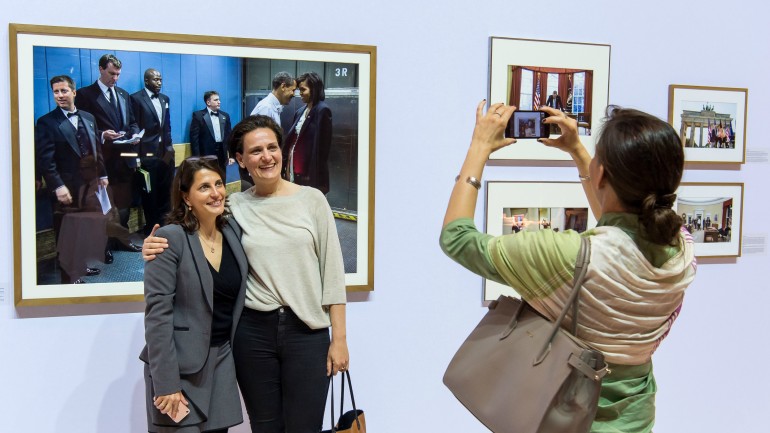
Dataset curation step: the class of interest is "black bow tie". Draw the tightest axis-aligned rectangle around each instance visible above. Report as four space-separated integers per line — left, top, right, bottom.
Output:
150 93 159 99
67 111 79 118
210 111 219 116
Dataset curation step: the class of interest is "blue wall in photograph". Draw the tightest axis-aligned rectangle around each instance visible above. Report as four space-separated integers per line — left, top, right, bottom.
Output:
33 47 243 144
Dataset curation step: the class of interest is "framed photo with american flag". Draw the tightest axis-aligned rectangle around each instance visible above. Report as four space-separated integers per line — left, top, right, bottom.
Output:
488 37 610 161
668 85 748 164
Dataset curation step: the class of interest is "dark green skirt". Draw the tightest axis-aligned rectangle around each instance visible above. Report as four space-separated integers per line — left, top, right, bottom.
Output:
591 361 656 433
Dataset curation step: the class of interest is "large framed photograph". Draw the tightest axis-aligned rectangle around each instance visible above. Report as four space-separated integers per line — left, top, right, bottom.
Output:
668 85 748 164
675 182 744 258
10 24 376 306
488 37 611 161
483 181 597 301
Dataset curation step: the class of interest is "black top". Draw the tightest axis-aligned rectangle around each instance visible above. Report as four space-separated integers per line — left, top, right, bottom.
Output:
208 235 241 346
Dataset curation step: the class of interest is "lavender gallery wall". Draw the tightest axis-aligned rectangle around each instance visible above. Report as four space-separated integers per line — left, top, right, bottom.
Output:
1 1 769 432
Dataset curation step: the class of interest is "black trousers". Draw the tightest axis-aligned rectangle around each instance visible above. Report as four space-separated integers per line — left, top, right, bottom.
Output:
233 307 330 433
139 157 174 235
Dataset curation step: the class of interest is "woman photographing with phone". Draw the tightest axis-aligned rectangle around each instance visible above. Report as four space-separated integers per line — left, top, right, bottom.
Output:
440 101 696 432
140 157 246 432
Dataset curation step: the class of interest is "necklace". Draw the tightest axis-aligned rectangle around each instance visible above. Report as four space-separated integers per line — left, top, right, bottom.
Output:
199 231 217 253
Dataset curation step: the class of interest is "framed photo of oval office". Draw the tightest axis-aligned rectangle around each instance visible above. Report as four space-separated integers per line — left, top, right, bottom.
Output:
674 182 744 258
488 37 611 162
10 23 376 306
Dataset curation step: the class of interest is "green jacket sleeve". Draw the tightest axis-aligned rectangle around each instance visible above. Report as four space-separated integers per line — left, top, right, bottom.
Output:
440 218 507 285
487 228 581 301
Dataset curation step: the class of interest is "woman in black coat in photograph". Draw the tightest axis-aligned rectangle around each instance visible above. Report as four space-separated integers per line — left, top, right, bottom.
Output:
283 71 333 195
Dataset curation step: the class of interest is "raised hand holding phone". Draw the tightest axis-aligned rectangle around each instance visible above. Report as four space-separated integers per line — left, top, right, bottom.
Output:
504 110 550 139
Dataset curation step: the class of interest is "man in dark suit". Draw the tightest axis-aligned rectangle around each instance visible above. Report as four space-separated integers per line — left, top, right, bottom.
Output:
131 68 175 235
74 54 141 227
36 75 106 283
546 91 563 111
190 90 232 173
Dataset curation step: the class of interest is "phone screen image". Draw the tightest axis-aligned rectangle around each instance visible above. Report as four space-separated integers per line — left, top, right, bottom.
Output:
506 111 549 139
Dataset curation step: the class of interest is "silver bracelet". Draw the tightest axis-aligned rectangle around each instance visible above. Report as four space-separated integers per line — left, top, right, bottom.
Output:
455 175 482 190
578 174 591 182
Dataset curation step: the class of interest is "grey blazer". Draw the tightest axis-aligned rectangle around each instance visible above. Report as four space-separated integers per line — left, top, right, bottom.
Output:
139 220 247 397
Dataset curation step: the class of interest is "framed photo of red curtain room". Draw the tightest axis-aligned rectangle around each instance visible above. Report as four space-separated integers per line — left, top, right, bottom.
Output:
488 37 611 161
668 85 748 164
10 23 376 306
483 181 598 301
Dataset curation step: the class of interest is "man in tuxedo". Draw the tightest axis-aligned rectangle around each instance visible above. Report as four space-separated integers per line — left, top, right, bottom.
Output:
190 90 232 173
75 54 140 227
546 91 563 111
36 75 106 283
130 68 174 235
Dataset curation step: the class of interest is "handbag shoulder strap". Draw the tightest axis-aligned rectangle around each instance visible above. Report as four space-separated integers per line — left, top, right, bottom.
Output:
534 236 591 364
569 235 591 335
499 236 590 340
326 371 363 432
344 371 361 429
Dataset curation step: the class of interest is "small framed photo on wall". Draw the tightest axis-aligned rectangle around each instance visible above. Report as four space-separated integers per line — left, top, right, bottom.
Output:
488 37 611 161
668 85 748 164
483 181 597 301
675 182 744 258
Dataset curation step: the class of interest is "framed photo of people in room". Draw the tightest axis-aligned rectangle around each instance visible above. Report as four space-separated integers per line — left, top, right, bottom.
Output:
674 182 744 258
668 85 748 164
10 23 376 306
483 181 598 301
488 37 611 161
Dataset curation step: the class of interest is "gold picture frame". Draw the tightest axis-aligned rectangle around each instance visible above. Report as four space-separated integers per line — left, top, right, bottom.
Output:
668 84 748 164
675 182 744 258
10 23 376 306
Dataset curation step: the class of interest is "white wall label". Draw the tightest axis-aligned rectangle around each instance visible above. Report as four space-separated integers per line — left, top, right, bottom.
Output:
742 233 767 255
746 149 769 163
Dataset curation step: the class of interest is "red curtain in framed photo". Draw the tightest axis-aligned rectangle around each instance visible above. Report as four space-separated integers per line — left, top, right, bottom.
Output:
509 66 522 106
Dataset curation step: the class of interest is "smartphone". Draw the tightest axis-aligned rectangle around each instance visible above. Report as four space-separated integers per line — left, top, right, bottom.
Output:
170 401 190 423
505 110 550 139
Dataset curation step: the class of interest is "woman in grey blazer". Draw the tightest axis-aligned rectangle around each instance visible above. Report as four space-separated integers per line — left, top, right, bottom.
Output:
144 116 349 433
140 157 247 433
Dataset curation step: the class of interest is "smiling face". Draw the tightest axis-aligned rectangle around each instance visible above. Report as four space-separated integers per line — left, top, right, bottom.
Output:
236 127 282 185
52 81 76 111
183 168 226 222
298 81 312 105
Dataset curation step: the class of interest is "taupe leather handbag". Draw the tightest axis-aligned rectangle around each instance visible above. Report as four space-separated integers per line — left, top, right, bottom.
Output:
444 237 609 433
